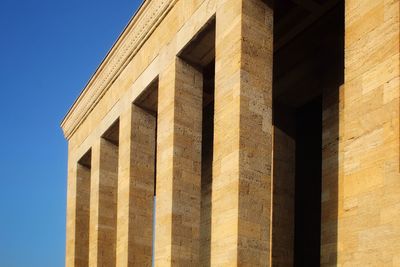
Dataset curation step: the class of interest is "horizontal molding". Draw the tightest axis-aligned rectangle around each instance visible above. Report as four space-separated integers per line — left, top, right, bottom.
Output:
61 0 177 139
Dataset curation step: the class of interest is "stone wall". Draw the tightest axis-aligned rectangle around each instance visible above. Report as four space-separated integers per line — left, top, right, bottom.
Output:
337 0 400 265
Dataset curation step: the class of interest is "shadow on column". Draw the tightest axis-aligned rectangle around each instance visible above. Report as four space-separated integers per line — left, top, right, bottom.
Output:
178 17 215 266
271 0 343 266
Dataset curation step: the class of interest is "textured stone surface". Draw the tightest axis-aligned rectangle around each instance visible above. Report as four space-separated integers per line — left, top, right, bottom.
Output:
321 85 343 266
65 155 91 267
89 138 118 267
154 57 203 266
272 127 295 267
211 0 273 265
116 104 156 267
75 163 91 266
335 0 400 265
65 154 78 267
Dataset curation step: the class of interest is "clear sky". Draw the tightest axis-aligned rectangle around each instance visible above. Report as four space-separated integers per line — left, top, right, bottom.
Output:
0 0 142 266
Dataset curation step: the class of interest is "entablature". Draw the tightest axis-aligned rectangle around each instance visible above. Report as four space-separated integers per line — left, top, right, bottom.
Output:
61 0 177 139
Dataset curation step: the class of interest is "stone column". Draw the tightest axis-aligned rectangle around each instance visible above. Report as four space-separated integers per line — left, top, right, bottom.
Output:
65 156 78 267
332 0 400 266
116 104 156 267
272 126 296 266
320 85 343 266
154 57 203 266
66 149 91 267
89 138 119 267
75 163 91 266
211 0 273 266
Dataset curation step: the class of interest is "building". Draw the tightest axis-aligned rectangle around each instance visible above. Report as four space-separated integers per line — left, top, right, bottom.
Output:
61 0 400 266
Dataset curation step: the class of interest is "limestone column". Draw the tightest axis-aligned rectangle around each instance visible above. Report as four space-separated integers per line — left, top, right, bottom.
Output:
66 149 91 267
320 85 343 266
116 104 156 267
211 0 273 266
75 163 91 266
65 156 78 267
272 126 296 266
89 138 119 267
331 0 400 265
154 57 203 266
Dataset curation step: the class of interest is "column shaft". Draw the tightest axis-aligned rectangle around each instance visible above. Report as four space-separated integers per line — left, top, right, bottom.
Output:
89 138 119 267
155 57 203 266
75 164 91 266
116 104 156 267
65 156 78 267
320 85 343 265
272 126 295 266
212 0 273 265
66 153 91 267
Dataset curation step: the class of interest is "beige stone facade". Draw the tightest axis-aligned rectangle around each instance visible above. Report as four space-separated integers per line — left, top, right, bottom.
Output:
61 0 399 266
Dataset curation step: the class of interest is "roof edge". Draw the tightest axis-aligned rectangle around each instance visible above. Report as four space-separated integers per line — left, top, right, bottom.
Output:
61 0 176 139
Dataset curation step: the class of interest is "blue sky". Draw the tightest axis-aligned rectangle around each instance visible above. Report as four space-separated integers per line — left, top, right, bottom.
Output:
0 0 142 266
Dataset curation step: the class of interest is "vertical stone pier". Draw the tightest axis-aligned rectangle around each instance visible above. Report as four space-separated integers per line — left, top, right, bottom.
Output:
65 156 76 267
116 105 156 267
154 57 203 266
65 151 91 267
211 0 273 265
75 163 91 266
89 138 119 267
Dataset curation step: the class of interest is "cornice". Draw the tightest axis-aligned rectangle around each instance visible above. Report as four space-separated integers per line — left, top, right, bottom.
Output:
61 0 177 139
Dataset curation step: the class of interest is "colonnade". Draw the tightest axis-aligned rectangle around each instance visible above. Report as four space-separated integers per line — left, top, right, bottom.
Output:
64 0 400 266
67 0 273 266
